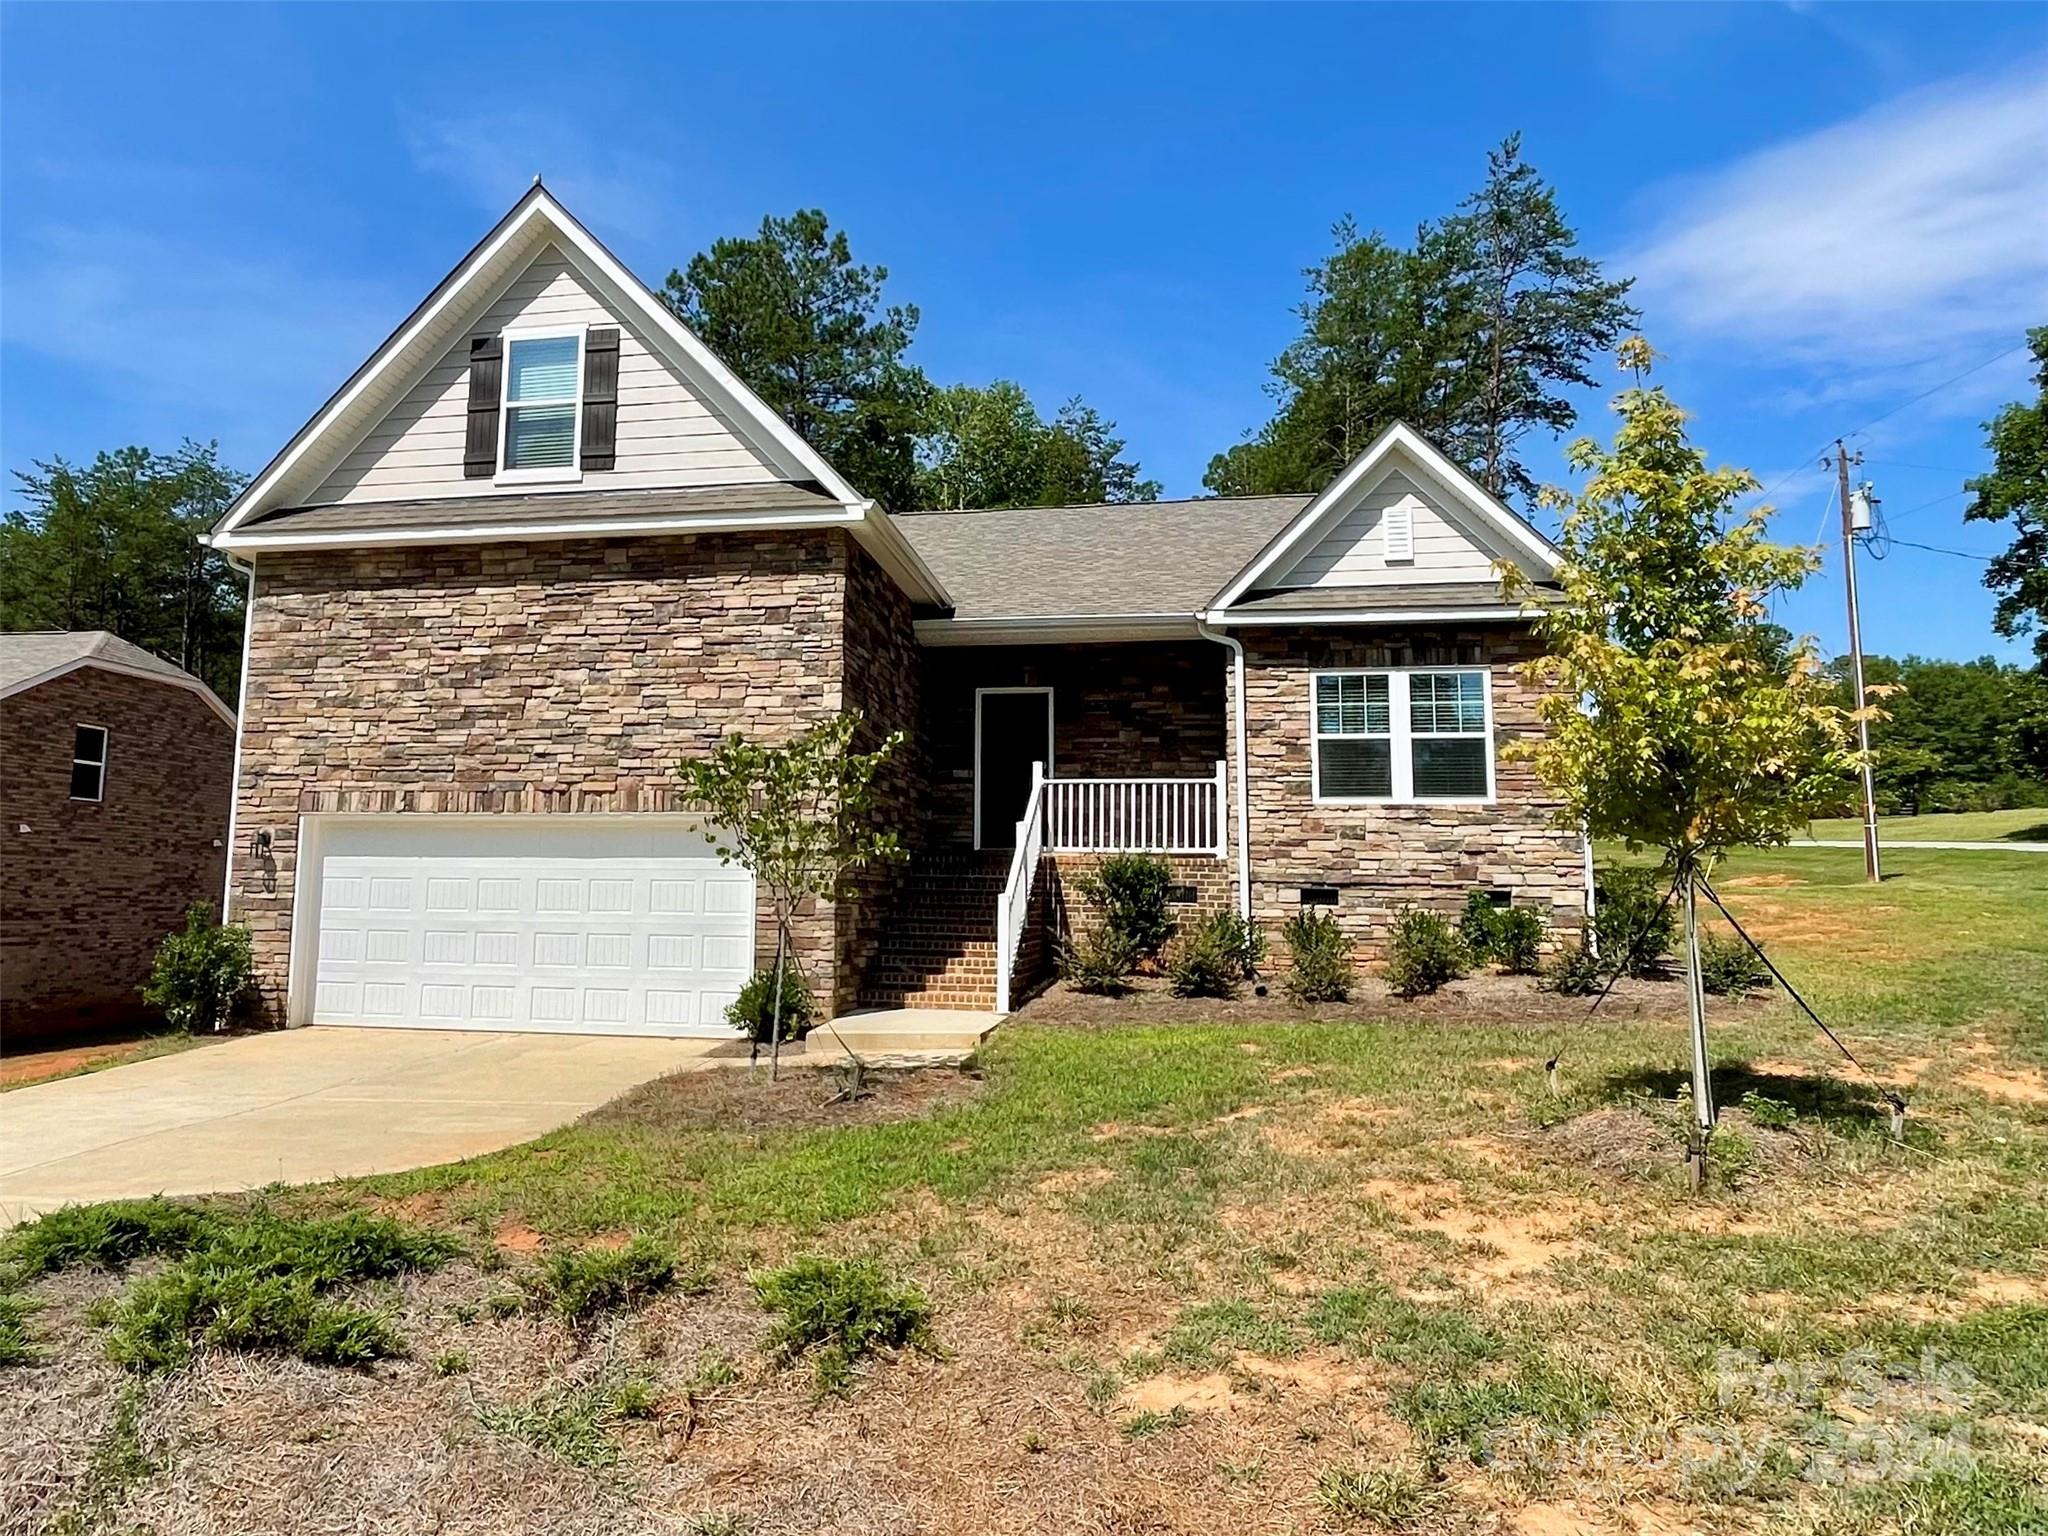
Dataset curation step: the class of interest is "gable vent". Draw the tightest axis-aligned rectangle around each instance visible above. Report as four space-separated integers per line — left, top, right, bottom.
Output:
1383 494 1416 563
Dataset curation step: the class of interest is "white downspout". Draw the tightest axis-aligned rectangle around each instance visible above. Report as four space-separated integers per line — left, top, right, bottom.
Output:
219 552 256 920
1196 618 1252 921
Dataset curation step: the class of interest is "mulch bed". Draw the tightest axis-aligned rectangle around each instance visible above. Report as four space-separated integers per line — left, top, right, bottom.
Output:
1015 970 1764 1030
584 1062 983 1135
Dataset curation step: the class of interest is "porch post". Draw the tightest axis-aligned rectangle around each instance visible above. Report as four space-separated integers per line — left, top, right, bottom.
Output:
1213 759 1228 857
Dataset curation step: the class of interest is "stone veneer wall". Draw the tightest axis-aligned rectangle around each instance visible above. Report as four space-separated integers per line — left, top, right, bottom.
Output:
835 542 924 1014
920 641 1228 848
2 667 234 1038
1240 625 1585 956
227 529 897 1023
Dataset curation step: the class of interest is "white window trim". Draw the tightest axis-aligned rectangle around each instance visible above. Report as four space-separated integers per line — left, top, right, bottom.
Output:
1309 666 1495 805
495 323 585 485
71 722 109 803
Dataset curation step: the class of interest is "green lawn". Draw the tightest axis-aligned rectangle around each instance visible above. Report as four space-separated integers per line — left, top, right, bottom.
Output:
8 845 2046 1535
1799 807 2048 843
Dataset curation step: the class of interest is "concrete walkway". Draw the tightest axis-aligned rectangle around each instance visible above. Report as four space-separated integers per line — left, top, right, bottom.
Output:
0 1027 719 1227
1791 839 2048 853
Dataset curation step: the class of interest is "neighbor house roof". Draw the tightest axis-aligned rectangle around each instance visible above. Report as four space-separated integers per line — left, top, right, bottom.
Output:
0 631 236 725
235 482 844 541
893 495 1311 626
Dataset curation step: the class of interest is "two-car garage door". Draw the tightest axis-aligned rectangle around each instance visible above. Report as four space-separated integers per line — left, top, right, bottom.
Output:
302 818 753 1038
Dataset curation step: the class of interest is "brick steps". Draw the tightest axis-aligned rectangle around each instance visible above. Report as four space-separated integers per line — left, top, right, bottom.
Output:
856 854 1011 1011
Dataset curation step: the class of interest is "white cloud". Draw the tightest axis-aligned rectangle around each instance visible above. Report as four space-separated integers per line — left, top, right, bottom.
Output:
403 111 680 247
0 223 397 442
1624 58 2048 392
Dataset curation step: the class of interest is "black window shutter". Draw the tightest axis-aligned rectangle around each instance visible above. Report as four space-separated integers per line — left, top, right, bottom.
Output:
581 327 620 470
463 336 503 479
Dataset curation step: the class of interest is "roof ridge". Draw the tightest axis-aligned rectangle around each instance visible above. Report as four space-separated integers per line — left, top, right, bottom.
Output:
891 492 1312 519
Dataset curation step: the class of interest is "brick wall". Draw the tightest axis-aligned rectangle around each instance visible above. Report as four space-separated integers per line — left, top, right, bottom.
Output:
921 641 1228 848
1240 625 1585 956
2 667 234 1038
228 529 909 1022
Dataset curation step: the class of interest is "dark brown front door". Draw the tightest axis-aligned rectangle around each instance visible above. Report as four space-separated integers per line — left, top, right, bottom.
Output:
976 689 1052 849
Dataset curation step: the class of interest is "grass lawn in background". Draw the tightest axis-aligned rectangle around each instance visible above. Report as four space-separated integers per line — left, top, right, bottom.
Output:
1798 807 2048 843
5 846 2044 1534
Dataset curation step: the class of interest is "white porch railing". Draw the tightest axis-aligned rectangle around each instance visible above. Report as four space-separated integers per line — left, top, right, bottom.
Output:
994 763 1048 1015
1042 760 1227 856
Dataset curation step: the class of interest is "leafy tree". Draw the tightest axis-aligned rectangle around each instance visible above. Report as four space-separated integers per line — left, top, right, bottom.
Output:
1457 134 1639 502
1964 325 2048 672
1507 340 1863 1186
1207 139 1635 504
676 713 907 1076
662 210 930 511
1 442 247 699
914 381 1159 510
1838 653 2048 808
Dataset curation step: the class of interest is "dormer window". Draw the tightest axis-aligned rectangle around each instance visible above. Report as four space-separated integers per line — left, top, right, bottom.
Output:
499 328 583 477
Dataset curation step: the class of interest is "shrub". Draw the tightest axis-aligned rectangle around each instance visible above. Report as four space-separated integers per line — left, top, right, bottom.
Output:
1383 909 1469 999
1698 933 1773 996
753 1255 933 1392
1592 868 1677 979
724 964 817 1044
140 903 252 1033
1459 890 1544 974
1073 853 1176 959
1168 911 1264 999
1281 909 1353 1003
1057 920 1139 996
522 1237 689 1324
2 1197 221 1279
1541 940 1604 997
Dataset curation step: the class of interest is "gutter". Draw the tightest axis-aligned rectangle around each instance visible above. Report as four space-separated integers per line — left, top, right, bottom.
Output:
1195 618 1253 921
219 552 257 921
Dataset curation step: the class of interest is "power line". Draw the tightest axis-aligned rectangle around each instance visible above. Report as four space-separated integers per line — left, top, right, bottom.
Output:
1884 489 1968 523
1885 537 1993 563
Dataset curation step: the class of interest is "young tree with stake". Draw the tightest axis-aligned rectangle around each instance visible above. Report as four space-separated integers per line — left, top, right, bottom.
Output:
1507 340 1866 1188
677 713 907 1079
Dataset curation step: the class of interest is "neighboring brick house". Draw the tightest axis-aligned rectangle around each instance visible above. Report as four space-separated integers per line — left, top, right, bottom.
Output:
1 632 236 1040
206 183 1588 1038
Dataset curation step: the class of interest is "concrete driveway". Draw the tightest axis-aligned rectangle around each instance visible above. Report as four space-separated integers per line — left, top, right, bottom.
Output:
0 1027 721 1227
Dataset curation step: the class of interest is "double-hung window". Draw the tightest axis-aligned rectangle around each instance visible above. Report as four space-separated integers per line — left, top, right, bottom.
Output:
70 724 108 802
1312 669 1492 802
499 329 583 475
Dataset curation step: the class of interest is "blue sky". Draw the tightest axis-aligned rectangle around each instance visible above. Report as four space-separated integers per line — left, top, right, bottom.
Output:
3 3 2044 664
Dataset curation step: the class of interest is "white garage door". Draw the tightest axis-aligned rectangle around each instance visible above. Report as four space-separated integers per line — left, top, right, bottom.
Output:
304 818 752 1038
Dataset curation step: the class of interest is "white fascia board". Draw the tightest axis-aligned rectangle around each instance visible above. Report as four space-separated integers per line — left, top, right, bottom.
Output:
853 501 953 609
915 613 1198 647
1207 422 1561 611
0 657 238 728
1201 604 1531 628
217 503 867 553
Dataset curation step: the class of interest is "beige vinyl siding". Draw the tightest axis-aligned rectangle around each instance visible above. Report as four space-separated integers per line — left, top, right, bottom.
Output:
311 245 783 505
1277 470 1500 588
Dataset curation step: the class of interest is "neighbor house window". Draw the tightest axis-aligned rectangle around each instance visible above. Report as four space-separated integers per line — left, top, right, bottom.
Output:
70 724 108 802
1312 669 1492 802
500 330 582 472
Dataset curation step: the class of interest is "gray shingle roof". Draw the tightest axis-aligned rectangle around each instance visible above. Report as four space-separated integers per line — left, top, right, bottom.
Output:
1223 581 1546 618
891 496 1311 620
0 630 213 694
238 481 842 538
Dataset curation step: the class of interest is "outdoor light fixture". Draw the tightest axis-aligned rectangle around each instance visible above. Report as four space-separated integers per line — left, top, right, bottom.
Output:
254 828 273 857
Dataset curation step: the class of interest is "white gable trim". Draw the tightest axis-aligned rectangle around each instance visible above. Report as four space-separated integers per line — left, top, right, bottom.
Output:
1 656 237 729
211 183 866 540
1207 422 1560 612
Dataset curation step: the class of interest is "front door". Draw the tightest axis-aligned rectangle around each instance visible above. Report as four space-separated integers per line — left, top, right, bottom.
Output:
976 688 1053 849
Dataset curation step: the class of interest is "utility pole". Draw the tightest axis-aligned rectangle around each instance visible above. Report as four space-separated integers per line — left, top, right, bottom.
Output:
1827 440 1881 883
